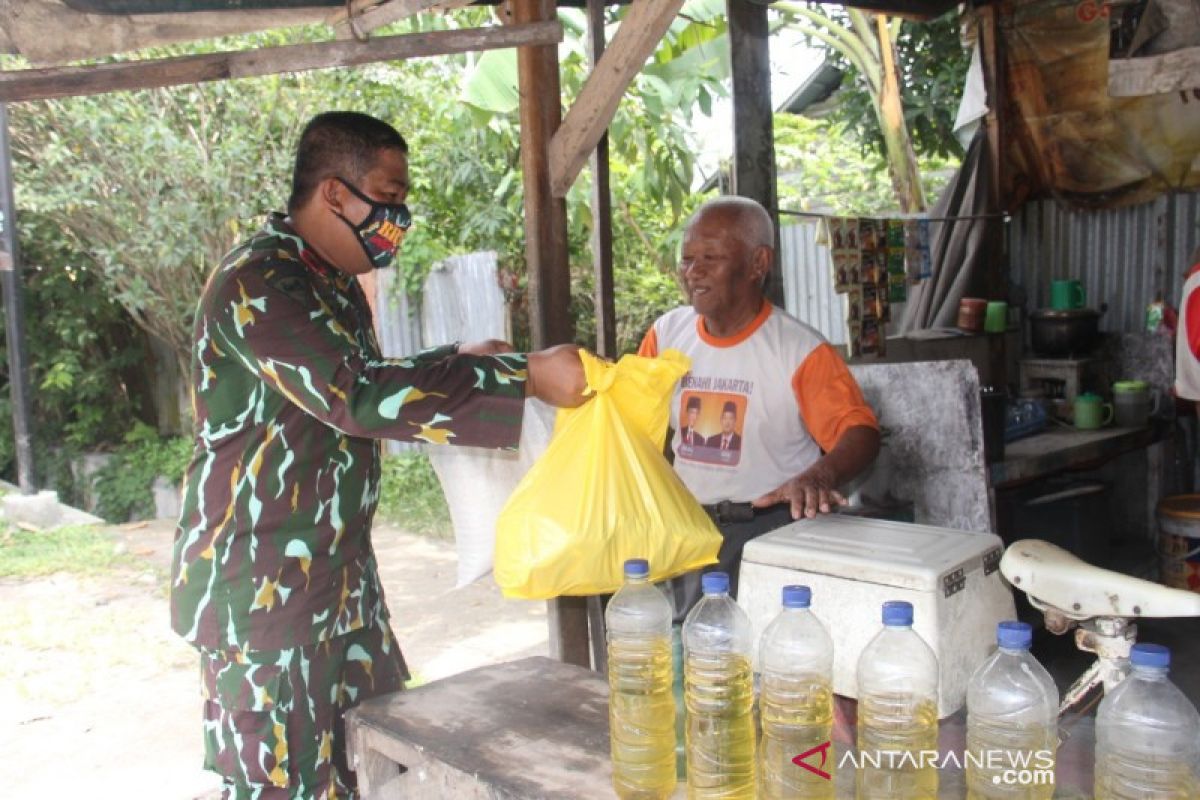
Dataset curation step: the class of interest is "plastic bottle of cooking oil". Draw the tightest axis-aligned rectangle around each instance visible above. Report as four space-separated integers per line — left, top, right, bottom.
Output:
606 558 676 800
856 600 939 799
758 584 835 800
682 571 755 799
1095 643 1200 799
966 620 1058 799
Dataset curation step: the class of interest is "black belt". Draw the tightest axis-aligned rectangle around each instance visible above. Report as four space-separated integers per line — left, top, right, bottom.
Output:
702 500 758 524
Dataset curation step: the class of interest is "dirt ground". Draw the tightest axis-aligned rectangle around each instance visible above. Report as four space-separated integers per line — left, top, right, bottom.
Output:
0 519 549 798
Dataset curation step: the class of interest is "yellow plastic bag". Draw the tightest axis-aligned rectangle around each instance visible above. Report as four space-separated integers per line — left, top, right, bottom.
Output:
494 349 721 599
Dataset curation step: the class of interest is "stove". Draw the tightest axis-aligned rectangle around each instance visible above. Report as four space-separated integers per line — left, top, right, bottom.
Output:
1019 358 1101 416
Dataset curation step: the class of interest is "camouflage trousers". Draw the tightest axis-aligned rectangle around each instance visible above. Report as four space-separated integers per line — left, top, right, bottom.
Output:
199 620 409 800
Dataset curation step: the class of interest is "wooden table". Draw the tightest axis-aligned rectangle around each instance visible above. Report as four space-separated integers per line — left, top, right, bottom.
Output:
347 655 1098 799
988 424 1157 489
347 656 615 799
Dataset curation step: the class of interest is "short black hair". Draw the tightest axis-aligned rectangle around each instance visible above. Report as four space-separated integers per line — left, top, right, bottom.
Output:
687 396 701 411
288 111 408 214
722 401 737 416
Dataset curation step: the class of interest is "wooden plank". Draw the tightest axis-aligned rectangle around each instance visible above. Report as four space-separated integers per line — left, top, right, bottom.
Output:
2 0 329 65
330 0 477 39
726 0 783 306
1108 45 1200 97
0 21 564 103
547 0 685 198
587 0 617 359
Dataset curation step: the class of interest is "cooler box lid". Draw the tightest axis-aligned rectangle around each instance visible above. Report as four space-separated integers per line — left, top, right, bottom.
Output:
741 515 1003 592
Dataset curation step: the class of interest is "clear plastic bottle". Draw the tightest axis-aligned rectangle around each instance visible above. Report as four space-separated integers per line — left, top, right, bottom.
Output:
1095 643 1200 799
682 571 756 799
966 620 1058 799
758 585 835 800
606 558 677 800
856 600 939 799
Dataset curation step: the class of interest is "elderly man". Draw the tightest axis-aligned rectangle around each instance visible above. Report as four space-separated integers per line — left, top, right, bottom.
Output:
170 111 586 799
639 196 880 612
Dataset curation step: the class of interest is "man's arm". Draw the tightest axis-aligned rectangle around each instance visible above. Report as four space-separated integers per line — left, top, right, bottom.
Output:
752 425 880 519
210 265 584 448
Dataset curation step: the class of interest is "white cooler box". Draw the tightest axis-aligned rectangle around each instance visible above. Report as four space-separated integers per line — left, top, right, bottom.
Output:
738 515 1015 718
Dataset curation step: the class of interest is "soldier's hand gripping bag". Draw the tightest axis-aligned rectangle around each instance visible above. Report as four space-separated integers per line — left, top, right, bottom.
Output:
494 349 721 599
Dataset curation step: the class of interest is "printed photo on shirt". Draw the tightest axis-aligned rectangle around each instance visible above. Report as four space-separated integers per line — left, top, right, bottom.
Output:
676 391 747 467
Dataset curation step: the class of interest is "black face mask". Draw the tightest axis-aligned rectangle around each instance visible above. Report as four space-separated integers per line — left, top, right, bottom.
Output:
335 177 412 270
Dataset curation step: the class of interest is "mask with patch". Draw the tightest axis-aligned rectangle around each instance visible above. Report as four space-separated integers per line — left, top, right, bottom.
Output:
335 177 411 270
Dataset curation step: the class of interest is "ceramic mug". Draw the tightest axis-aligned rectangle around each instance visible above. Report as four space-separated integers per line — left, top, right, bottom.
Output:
1112 380 1159 427
958 297 987 333
1074 392 1113 430
984 301 1008 333
1050 279 1086 310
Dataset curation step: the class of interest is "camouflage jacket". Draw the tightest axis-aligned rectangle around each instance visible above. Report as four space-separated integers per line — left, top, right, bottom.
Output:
170 214 527 652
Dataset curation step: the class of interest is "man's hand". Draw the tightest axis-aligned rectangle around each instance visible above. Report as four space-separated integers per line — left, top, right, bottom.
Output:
526 344 589 408
753 462 846 520
459 339 514 356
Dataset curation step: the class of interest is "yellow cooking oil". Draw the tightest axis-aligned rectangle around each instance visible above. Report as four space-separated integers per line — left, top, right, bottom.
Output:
1094 754 1198 799
966 720 1056 799
759 674 835 799
608 635 677 800
684 651 756 799
856 694 938 799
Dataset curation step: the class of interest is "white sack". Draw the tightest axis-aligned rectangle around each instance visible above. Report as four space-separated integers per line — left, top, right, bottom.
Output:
428 398 557 587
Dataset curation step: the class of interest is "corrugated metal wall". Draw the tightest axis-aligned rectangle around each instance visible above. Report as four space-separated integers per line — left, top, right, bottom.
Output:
781 194 1199 344
780 220 847 344
373 267 424 357
1008 192 1200 332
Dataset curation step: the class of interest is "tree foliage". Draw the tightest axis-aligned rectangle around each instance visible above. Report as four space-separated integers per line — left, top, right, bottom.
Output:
787 6 971 164
774 114 959 216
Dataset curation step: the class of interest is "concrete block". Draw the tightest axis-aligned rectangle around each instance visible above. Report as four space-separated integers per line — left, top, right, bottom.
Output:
2 489 103 530
152 476 181 521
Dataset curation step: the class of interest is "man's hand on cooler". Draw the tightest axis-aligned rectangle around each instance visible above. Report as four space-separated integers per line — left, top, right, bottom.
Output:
752 462 846 520
526 344 590 408
459 339 515 356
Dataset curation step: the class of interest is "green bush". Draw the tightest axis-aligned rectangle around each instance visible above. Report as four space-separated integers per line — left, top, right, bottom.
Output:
375 452 451 538
91 423 192 523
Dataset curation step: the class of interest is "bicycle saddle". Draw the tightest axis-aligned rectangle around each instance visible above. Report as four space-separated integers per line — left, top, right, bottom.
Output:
1000 539 1200 619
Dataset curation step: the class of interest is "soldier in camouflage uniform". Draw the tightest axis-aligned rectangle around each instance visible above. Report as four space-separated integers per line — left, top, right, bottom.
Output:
170 111 586 799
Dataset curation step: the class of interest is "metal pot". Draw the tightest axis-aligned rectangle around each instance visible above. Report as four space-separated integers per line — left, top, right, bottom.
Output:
1028 308 1101 357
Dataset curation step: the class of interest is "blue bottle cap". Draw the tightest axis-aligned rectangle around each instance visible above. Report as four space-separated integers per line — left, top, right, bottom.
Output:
623 558 649 578
996 620 1032 650
701 572 730 595
782 585 812 608
882 600 913 626
1130 643 1170 669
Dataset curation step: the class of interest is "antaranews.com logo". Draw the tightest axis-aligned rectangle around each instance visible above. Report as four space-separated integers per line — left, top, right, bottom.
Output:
793 742 1055 787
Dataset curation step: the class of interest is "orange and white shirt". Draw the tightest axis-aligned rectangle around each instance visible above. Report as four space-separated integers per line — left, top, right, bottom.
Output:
639 301 878 505
1176 262 1200 400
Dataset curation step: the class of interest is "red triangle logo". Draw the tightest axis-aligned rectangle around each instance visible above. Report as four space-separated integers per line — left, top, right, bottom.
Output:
791 740 833 780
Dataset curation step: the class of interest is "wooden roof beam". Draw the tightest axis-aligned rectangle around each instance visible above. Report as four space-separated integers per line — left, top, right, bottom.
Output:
328 0 476 39
547 0 685 198
0 20 563 103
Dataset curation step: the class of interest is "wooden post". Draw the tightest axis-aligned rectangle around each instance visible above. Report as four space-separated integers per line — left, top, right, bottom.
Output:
979 1 1008 386
510 0 586 667
512 0 574 349
0 104 34 494
727 0 783 306
587 0 616 359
